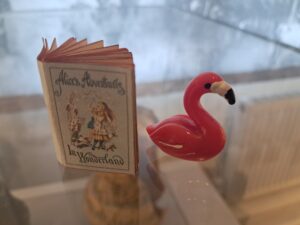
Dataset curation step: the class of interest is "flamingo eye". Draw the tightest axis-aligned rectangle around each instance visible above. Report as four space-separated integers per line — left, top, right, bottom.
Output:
204 83 211 89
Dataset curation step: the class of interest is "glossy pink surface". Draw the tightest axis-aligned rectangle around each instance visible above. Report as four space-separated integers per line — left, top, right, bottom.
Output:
146 72 235 161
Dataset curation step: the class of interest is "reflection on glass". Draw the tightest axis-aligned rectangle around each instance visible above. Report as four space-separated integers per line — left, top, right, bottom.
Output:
1 1 300 225
84 172 163 225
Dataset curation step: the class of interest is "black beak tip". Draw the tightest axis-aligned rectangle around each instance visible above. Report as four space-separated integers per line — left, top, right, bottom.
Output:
225 89 235 105
228 99 235 105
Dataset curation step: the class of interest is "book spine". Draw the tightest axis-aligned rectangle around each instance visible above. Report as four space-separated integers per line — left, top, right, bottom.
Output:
132 69 139 174
37 61 66 166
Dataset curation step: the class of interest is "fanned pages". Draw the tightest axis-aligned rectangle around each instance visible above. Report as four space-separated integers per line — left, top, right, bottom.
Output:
37 38 138 175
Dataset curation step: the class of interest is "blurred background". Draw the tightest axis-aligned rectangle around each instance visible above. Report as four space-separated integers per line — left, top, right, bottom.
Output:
1 1 300 225
1 0 300 95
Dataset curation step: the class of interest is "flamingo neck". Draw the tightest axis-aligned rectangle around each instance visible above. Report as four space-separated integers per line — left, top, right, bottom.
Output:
183 86 219 130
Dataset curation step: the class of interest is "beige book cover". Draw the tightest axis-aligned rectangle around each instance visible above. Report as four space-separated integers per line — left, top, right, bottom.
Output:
37 38 138 174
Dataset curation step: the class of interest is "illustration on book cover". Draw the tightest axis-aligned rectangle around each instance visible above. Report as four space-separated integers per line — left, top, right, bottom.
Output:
50 68 131 171
66 93 117 151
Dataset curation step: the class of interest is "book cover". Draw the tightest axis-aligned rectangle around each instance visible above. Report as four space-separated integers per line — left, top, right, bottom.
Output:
37 38 138 174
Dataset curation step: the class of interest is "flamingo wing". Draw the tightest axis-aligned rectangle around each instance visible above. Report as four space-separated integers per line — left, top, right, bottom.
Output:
147 122 202 157
148 115 200 135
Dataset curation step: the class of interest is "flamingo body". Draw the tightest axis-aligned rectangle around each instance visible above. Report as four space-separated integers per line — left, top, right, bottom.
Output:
147 115 225 161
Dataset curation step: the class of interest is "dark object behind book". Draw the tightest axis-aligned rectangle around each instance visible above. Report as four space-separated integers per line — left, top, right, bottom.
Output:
0 175 30 225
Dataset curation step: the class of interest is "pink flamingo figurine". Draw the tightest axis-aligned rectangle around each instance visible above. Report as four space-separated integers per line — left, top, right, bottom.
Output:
146 72 235 161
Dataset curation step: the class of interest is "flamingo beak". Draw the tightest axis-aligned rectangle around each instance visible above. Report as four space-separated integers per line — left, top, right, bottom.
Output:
211 81 236 105
225 88 235 105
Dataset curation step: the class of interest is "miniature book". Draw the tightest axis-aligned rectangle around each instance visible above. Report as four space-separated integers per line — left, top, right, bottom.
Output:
37 38 138 174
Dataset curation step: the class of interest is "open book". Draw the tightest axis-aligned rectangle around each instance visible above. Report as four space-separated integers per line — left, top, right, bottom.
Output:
37 38 138 174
